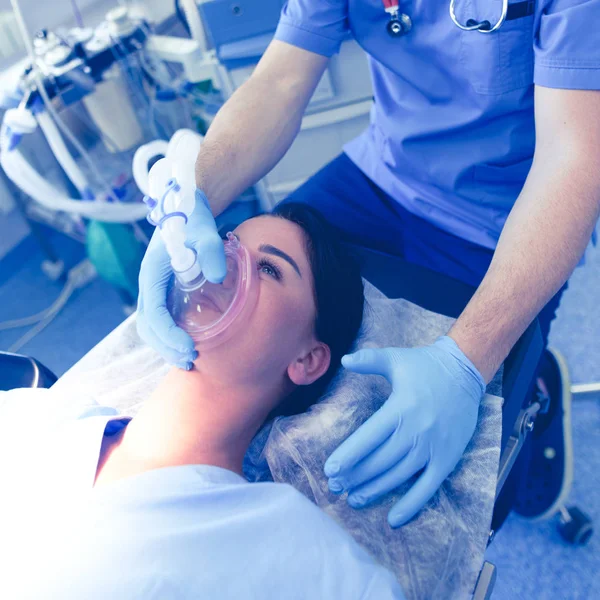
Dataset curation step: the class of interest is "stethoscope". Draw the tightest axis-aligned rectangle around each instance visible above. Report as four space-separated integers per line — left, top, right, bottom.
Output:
382 0 509 37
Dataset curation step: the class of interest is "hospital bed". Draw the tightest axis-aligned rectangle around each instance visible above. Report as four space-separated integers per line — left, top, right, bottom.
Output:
0 246 588 598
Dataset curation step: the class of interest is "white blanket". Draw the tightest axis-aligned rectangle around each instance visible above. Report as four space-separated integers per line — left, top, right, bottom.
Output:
52 282 502 599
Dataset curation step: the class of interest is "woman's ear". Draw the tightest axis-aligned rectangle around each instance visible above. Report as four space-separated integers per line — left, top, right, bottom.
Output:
287 342 331 386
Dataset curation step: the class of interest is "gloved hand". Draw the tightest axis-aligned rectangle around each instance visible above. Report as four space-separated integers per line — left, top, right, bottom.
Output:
324 336 485 527
137 189 227 369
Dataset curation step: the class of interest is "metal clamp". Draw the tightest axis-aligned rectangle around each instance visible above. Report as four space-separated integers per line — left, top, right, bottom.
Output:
495 400 541 499
473 561 497 600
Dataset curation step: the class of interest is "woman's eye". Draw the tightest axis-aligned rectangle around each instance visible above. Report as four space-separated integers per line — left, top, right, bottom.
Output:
258 258 282 281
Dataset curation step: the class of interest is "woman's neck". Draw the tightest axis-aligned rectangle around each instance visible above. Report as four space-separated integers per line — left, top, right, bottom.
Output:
112 367 274 476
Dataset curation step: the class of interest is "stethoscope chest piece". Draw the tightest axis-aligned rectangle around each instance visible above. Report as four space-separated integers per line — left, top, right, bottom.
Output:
387 13 413 37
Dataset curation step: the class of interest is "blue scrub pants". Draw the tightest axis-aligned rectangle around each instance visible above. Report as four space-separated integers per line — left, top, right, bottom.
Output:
281 153 568 525
283 152 566 346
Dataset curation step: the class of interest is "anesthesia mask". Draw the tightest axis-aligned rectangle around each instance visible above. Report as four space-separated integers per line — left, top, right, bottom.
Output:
137 129 259 350
167 232 259 349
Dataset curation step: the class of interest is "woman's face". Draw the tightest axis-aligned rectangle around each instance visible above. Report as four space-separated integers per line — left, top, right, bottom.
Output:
192 215 330 394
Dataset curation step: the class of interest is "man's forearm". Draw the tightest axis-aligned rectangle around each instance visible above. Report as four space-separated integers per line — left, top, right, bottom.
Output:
195 43 328 216
449 156 600 383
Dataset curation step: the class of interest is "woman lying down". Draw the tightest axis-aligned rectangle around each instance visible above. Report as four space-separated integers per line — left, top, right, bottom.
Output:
1 204 406 599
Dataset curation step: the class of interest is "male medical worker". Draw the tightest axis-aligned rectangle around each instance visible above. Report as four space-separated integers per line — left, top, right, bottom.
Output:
139 0 600 527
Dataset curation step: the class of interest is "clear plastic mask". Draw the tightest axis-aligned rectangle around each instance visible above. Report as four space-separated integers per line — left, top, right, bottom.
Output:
167 233 259 349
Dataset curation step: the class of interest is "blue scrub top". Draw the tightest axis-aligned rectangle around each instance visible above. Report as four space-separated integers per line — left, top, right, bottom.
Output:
1 391 405 600
275 0 600 249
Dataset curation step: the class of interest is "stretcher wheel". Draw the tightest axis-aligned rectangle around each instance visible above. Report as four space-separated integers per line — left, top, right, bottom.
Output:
558 506 593 545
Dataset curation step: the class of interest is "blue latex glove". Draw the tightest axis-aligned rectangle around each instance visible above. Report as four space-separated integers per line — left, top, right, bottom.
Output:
137 189 227 369
324 336 485 527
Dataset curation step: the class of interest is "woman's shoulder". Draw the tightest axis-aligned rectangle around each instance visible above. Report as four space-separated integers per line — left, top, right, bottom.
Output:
248 480 349 536
244 480 404 597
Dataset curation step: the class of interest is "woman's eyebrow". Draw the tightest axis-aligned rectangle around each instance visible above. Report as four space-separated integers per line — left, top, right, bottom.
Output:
259 244 302 278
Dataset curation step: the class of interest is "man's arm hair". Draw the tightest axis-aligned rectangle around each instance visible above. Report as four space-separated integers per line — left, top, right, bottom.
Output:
195 40 330 215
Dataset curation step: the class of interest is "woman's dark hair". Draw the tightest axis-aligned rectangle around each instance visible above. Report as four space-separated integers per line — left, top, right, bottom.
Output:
267 202 364 419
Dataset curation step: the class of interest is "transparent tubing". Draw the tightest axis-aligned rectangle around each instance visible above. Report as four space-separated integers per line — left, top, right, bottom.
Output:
10 0 122 204
36 111 89 195
0 147 148 222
